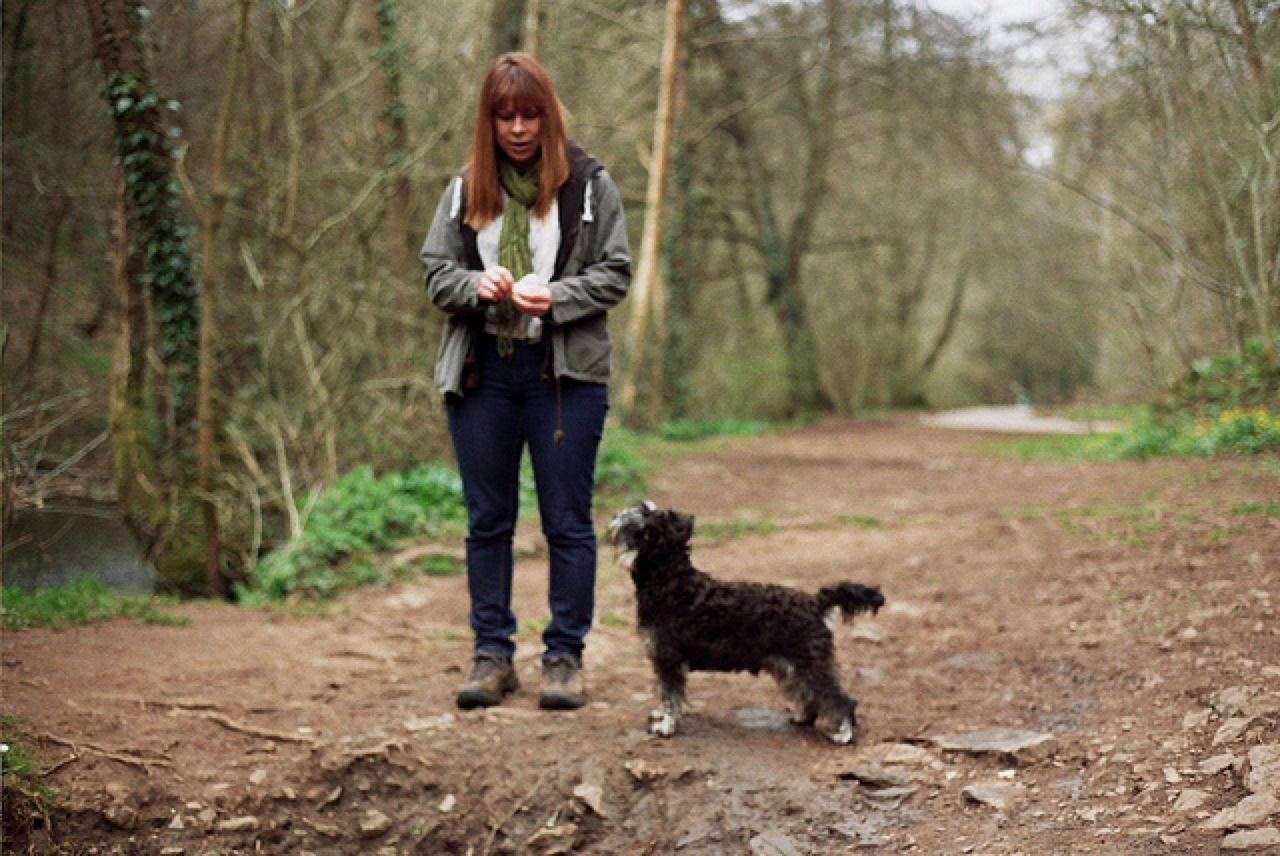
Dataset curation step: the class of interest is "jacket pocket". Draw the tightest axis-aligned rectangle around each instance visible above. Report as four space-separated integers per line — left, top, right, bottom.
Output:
562 315 612 379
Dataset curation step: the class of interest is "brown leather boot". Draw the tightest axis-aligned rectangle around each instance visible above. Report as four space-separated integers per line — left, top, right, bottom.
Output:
456 653 518 709
539 654 586 710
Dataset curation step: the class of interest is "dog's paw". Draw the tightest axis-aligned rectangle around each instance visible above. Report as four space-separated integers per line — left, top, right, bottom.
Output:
648 711 678 737
830 719 856 745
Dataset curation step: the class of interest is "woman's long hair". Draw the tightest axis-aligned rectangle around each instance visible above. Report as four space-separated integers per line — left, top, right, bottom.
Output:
464 53 570 230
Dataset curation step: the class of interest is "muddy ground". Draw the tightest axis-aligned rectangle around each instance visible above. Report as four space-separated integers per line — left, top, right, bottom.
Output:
4 416 1279 855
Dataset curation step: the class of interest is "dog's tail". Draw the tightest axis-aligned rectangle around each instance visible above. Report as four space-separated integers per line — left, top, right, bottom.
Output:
818 582 885 622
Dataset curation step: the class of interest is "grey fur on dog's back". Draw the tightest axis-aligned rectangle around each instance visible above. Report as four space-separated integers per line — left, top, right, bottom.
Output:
609 502 884 743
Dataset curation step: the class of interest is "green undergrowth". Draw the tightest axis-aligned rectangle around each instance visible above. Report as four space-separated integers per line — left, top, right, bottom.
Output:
238 426 671 605
998 335 1280 460
238 464 472 604
1 577 186 631
1104 405 1280 458
238 419 788 605
1109 334 1279 458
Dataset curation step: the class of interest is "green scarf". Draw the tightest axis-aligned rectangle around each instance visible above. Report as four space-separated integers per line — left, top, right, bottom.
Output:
495 160 540 357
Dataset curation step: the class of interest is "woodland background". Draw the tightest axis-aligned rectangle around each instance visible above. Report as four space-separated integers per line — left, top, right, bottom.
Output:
2 0 1277 593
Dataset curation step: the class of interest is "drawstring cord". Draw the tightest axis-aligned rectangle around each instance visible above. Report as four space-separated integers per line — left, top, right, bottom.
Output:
539 342 565 449
555 377 565 449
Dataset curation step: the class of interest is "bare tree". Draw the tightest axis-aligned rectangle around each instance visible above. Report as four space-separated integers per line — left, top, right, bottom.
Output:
1051 0 1278 377
699 0 850 414
618 0 686 427
365 0 414 283
194 0 252 597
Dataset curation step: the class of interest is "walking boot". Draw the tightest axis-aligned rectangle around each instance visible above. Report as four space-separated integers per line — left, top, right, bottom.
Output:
456 652 518 709
539 654 586 710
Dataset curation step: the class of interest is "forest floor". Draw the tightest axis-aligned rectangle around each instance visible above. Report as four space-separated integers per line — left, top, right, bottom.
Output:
4 415 1280 855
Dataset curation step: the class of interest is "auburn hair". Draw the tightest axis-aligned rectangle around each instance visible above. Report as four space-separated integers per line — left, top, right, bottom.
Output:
464 53 570 230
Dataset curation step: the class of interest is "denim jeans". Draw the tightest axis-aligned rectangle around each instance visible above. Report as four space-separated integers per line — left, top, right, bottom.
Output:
447 334 608 663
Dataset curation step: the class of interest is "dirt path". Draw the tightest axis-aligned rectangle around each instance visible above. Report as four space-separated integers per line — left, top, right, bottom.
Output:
4 417 1279 855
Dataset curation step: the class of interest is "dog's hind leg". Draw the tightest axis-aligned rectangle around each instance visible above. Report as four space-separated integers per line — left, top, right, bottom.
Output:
767 658 819 727
823 692 858 744
794 659 860 744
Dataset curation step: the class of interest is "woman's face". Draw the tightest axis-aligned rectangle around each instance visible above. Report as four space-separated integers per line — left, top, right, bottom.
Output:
494 104 542 170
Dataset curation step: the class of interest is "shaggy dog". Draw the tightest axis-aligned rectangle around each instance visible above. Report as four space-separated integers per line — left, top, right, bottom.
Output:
609 501 884 744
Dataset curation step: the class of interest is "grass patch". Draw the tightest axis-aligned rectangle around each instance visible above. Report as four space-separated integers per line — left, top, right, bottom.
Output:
1229 501 1280 518
655 418 772 443
595 427 652 507
2 714 59 842
518 617 550 638
413 554 466 577
698 518 782 540
985 433 1114 461
2 577 186 631
1043 492 1266 551
1049 402 1143 423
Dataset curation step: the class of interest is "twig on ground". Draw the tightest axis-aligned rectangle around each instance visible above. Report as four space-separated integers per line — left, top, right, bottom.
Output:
38 732 173 775
192 711 319 745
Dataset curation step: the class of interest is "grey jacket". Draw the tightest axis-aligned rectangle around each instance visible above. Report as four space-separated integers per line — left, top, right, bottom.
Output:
420 144 632 398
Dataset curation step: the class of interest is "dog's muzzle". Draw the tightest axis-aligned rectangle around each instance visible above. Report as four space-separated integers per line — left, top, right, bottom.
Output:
608 501 656 569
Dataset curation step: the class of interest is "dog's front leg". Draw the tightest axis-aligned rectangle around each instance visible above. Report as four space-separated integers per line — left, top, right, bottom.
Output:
649 658 686 737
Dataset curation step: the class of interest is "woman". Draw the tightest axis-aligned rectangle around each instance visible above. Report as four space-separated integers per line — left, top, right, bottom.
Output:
420 53 631 711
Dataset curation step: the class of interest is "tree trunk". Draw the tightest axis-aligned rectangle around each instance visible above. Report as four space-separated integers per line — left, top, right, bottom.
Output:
619 0 685 427
1228 0 1266 90
107 182 156 530
195 0 252 598
490 0 527 58
523 0 547 57
708 0 841 415
20 196 69 389
366 0 414 284
85 0 205 592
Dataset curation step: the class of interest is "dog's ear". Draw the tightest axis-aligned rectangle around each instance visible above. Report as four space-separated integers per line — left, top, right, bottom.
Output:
668 511 694 544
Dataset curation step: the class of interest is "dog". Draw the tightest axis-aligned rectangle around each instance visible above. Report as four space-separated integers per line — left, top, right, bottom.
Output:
608 501 884 744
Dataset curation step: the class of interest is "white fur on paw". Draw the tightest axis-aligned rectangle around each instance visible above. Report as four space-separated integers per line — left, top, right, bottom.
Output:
830 719 855 745
649 713 678 737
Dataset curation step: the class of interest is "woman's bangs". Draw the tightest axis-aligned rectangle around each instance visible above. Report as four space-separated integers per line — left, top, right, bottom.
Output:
491 74 545 117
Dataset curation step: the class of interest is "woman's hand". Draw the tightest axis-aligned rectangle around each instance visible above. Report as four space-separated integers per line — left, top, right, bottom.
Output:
512 274 552 317
477 266 515 303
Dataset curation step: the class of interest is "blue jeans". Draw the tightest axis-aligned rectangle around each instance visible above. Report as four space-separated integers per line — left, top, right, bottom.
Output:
447 334 608 663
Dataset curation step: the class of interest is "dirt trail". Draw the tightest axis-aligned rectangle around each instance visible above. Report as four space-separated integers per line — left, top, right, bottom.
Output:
4 417 1279 855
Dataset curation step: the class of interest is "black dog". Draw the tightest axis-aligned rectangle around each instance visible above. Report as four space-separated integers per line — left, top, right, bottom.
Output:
609 501 884 744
